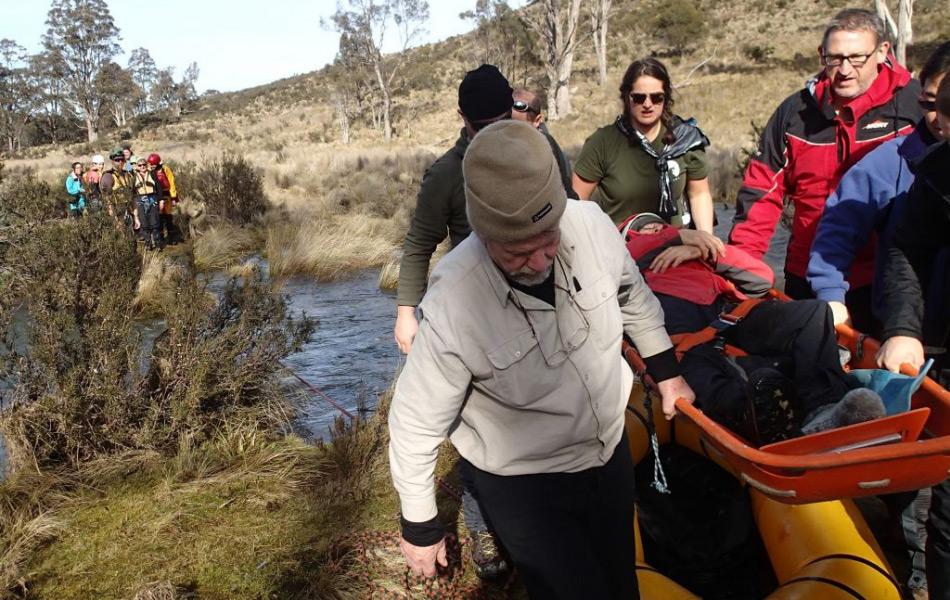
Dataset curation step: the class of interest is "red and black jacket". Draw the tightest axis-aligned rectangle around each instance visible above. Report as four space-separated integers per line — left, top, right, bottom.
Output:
624 226 774 305
729 60 922 287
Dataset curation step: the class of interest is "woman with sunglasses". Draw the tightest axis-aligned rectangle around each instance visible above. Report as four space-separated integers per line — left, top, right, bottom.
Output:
131 155 165 250
572 57 715 233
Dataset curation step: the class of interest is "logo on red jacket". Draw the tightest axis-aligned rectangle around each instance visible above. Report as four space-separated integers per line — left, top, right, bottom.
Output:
863 120 890 130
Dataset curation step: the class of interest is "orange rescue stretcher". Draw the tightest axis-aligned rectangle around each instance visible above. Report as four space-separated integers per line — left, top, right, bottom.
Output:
622 294 950 505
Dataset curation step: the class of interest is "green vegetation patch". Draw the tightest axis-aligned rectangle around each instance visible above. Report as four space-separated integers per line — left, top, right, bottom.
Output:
27 439 329 599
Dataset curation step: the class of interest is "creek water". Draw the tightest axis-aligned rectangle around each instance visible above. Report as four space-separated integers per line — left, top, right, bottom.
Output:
282 270 402 438
0 204 788 470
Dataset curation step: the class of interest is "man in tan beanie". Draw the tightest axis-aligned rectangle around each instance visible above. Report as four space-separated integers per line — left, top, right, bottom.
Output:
389 120 694 598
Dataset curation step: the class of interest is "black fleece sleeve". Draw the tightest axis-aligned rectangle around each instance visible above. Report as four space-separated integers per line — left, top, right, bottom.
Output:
400 514 444 546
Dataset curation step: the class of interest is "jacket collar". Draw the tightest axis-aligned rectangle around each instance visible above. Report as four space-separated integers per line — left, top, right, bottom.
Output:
809 56 912 123
911 141 950 203
451 128 470 160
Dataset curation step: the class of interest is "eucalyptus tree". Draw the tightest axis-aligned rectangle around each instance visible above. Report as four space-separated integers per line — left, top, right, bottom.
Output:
0 39 37 152
522 0 585 120
324 0 430 141
41 0 122 142
127 47 158 113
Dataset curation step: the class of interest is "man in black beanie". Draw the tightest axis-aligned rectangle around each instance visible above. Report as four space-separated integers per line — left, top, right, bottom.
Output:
393 63 513 579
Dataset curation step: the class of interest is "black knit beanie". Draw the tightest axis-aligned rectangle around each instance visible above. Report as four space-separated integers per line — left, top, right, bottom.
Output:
458 64 513 121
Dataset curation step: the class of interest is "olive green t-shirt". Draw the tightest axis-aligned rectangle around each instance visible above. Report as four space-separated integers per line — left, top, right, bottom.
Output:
573 123 710 226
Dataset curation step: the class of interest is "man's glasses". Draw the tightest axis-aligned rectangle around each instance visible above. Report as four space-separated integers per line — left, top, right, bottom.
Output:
918 99 936 112
630 92 665 105
821 51 876 67
513 100 535 114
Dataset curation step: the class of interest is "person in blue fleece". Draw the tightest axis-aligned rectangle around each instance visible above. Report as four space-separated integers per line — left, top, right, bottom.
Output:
807 41 950 332
64 161 87 218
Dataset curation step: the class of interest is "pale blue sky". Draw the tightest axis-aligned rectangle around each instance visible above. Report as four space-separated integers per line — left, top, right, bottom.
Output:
0 0 523 93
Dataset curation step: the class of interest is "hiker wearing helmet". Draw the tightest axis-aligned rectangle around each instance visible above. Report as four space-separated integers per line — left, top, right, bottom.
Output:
389 120 693 598
64 162 87 218
132 155 164 250
728 9 922 334
572 57 714 231
147 153 180 245
83 155 105 212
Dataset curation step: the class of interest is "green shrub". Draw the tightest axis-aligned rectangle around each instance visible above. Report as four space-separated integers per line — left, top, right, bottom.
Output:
173 154 268 225
651 0 708 51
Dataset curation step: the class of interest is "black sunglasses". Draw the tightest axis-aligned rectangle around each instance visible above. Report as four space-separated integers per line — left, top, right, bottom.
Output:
513 100 535 113
918 99 936 112
630 92 666 105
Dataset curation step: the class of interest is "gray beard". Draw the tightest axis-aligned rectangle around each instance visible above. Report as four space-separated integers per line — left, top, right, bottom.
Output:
508 264 553 286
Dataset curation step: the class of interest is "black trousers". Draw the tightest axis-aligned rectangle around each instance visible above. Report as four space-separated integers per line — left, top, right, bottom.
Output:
659 294 851 419
461 435 639 600
930 477 950 599
136 197 163 249
784 273 881 338
159 212 179 244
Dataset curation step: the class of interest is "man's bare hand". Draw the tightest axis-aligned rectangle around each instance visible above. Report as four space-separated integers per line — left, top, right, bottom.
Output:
400 536 448 578
678 229 725 261
650 246 703 273
828 301 851 326
656 375 695 420
395 306 419 354
876 335 925 373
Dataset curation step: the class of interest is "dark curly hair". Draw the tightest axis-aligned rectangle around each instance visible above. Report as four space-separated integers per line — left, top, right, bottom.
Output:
619 57 675 145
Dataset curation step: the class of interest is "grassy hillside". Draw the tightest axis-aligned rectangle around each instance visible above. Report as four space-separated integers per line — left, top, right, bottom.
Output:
4 0 947 315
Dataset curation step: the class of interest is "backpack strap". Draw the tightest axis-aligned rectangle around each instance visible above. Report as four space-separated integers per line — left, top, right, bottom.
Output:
669 298 765 358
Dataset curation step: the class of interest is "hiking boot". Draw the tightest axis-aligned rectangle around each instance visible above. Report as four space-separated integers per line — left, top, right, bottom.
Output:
801 387 885 434
744 367 798 445
470 529 509 581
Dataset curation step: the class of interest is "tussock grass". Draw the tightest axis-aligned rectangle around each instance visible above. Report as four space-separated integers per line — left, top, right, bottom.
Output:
0 511 61 594
377 256 400 291
266 217 398 280
134 252 188 317
192 225 258 271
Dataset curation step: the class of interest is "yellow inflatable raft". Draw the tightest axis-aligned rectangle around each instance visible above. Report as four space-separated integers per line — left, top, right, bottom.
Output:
626 380 903 600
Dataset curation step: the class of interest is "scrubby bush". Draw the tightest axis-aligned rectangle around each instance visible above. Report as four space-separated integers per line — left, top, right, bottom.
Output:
651 0 708 51
173 154 268 226
0 208 312 471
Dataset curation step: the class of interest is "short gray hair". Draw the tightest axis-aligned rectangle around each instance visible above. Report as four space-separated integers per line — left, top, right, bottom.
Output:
821 8 886 51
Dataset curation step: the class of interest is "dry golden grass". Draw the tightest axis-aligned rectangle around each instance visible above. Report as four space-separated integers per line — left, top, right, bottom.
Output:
377 255 400 292
265 216 398 280
133 252 188 317
191 225 258 271
0 511 62 593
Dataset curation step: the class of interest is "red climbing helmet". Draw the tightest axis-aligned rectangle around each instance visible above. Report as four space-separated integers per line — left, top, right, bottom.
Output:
147 153 161 166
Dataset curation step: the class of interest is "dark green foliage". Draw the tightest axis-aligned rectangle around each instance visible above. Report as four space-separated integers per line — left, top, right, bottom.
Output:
142 272 314 447
173 154 268 225
0 211 142 470
0 189 313 471
651 0 708 51
743 44 775 64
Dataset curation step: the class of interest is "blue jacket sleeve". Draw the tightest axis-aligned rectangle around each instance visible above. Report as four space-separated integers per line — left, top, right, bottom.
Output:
65 175 83 198
807 145 902 303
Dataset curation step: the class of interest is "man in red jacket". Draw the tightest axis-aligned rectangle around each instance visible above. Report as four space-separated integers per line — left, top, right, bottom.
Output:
729 8 921 334
625 213 884 445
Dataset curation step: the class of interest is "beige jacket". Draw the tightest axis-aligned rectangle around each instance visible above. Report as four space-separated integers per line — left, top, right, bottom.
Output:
388 200 672 523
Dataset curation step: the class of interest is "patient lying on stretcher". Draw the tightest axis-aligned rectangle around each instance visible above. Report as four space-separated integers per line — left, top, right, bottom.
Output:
622 213 885 445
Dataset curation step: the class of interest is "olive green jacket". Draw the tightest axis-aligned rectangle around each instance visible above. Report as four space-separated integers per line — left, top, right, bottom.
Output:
396 130 471 307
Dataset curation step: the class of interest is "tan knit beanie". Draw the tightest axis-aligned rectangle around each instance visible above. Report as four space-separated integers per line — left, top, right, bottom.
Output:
463 120 566 242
